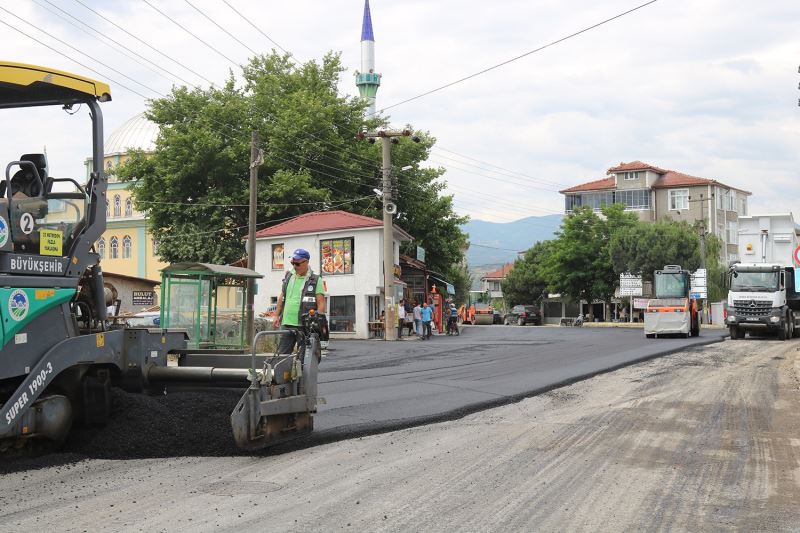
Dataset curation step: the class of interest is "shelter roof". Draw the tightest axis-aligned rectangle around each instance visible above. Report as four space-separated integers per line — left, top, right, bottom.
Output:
161 262 263 278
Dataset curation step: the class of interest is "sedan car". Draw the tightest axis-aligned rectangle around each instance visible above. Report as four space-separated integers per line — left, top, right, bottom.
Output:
504 304 542 326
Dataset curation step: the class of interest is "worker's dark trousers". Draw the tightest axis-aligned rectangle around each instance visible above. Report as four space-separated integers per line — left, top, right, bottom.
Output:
277 326 300 354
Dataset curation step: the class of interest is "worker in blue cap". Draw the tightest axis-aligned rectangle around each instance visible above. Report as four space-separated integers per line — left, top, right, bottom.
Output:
274 248 327 353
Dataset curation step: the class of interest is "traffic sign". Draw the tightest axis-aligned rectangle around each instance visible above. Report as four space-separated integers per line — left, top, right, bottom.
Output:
794 245 800 266
619 273 642 296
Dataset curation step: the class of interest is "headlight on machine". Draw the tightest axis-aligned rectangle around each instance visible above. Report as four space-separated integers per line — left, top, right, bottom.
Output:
770 316 781 323
727 315 736 322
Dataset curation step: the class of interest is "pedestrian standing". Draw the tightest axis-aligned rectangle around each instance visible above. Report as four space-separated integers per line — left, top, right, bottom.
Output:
413 301 423 338
421 302 433 340
404 300 414 336
397 299 407 338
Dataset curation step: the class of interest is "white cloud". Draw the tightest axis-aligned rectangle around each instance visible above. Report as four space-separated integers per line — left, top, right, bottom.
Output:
0 0 797 223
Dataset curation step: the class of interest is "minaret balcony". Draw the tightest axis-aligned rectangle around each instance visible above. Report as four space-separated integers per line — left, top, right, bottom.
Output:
356 72 382 85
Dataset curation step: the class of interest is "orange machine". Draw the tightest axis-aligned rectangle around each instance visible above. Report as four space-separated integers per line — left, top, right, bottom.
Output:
644 265 700 338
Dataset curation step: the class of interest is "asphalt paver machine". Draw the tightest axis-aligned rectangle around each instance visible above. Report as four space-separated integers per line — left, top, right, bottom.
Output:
644 265 700 338
0 62 320 455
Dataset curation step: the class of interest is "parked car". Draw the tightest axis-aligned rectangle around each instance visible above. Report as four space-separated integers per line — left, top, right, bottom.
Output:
125 311 160 327
504 305 542 326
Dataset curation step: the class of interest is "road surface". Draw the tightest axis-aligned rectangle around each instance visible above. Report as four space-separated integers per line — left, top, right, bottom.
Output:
2 337 799 531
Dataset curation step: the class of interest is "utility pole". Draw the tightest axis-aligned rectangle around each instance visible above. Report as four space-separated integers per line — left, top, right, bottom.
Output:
246 131 262 348
689 192 711 321
357 128 420 340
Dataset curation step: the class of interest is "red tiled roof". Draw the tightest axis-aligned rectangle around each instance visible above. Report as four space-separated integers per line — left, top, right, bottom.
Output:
560 162 751 196
255 210 412 239
607 160 667 174
559 176 615 193
482 263 514 280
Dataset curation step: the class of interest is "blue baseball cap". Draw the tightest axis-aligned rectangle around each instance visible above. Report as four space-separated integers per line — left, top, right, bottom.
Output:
290 248 311 261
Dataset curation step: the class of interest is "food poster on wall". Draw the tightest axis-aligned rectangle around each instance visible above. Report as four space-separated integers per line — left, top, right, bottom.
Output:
272 243 284 270
321 239 353 274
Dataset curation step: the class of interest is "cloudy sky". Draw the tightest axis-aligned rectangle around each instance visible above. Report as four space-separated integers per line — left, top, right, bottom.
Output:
2 0 798 223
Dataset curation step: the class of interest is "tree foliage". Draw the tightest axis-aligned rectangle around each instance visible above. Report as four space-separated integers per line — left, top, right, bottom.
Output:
118 52 467 281
608 220 701 282
540 204 638 302
502 240 554 306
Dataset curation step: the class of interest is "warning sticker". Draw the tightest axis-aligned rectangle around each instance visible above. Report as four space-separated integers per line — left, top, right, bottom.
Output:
39 229 63 256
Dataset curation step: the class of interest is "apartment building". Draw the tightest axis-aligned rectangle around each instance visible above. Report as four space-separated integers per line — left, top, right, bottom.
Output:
560 161 751 262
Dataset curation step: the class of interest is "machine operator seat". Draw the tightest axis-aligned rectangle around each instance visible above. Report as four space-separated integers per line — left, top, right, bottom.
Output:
1 154 50 253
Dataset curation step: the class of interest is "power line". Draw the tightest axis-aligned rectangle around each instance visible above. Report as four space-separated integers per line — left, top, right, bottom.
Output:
432 146 569 189
376 0 659 114
221 0 291 56
72 0 216 86
184 0 258 56
141 0 240 67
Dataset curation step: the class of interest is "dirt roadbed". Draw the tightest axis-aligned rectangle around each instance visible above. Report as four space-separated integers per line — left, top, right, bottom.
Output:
1 339 799 532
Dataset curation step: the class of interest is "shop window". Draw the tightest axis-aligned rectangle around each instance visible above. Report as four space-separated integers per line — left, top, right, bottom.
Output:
320 238 354 275
329 295 355 332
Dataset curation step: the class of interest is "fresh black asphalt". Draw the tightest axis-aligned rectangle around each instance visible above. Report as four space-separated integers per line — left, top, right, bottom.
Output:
313 325 728 441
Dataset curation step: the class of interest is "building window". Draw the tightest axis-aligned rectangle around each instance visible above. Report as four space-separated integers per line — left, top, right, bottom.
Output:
106 199 110 218
152 238 159 255
615 189 651 209
622 171 643 180
122 235 132 259
272 243 284 270
110 236 119 259
125 198 133 217
113 195 121 217
669 189 689 210
329 295 355 332
97 238 105 259
320 238 354 275
727 221 738 245
738 198 747 216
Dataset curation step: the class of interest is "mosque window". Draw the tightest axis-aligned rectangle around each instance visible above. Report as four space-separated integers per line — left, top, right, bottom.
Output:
98 238 105 259
125 198 133 217
106 199 110 218
113 195 121 217
110 236 119 259
123 235 132 259
152 238 159 255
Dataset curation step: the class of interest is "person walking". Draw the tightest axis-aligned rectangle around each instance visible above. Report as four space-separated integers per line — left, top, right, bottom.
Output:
413 301 423 339
421 301 433 340
273 248 326 354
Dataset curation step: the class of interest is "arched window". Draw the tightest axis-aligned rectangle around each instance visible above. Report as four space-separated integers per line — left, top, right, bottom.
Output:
106 199 110 217
123 235 132 259
106 160 113 172
125 198 133 217
97 238 105 259
113 195 121 217
152 238 159 255
110 236 119 259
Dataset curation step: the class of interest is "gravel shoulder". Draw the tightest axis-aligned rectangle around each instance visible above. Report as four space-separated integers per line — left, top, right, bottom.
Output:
1 339 799 532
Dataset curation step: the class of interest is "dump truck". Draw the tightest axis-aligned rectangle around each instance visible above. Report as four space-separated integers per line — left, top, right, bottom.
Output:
725 214 800 340
644 265 700 338
0 62 322 456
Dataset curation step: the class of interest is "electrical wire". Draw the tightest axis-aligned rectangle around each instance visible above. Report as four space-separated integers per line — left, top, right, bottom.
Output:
220 0 291 56
184 0 258 56
375 0 659 114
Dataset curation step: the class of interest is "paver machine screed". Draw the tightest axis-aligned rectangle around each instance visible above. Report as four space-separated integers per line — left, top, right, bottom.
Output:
0 63 321 455
644 265 700 338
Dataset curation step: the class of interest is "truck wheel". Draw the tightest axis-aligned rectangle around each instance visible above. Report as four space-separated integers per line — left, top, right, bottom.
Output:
729 326 740 340
778 320 787 341
645 333 655 339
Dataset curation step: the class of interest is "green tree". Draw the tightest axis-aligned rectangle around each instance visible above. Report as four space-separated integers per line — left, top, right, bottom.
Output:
119 51 467 274
502 240 554 306
541 204 638 303
608 220 701 282
703 233 725 301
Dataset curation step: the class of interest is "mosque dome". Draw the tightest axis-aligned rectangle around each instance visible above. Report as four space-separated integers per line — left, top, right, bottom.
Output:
105 113 158 155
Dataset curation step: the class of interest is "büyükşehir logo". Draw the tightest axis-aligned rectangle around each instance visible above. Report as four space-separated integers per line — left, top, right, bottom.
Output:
8 289 29 321
0 216 7 248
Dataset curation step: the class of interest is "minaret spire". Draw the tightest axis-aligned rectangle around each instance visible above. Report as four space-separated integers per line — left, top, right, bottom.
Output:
355 0 381 115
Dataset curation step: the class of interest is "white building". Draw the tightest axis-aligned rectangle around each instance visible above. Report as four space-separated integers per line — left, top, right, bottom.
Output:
253 210 412 339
